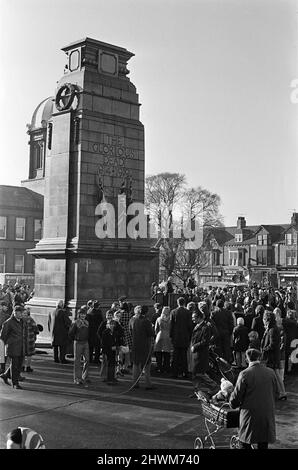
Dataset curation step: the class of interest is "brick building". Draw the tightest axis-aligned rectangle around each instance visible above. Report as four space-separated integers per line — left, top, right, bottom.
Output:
0 97 52 285
0 186 43 286
199 214 298 288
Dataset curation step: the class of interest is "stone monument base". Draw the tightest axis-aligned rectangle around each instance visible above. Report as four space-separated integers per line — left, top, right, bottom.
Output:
29 247 158 345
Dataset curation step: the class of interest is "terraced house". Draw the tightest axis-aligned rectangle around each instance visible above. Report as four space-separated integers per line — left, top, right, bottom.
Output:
200 214 298 288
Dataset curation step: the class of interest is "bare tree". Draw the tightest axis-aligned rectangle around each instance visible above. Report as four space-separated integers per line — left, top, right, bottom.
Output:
183 187 224 227
146 172 186 237
145 174 223 281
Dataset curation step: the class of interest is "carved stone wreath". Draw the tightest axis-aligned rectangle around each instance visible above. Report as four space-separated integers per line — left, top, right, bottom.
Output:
55 83 78 111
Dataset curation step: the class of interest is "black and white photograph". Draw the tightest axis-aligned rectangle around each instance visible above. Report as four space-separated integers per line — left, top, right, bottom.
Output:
0 0 298 459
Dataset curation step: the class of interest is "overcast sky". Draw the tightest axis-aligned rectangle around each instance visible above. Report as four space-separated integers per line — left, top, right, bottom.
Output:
0 0 297 226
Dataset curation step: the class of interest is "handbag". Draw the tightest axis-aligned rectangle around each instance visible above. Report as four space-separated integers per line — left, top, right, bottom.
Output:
119 345 129 354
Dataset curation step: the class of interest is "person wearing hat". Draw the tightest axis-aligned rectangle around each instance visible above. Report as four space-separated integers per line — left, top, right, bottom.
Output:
190 308 218 398
69 306 90 385
0 305 25 389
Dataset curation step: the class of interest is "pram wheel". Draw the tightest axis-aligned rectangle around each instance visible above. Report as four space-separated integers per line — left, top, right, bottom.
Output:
194 436 204 449
229 435 240 449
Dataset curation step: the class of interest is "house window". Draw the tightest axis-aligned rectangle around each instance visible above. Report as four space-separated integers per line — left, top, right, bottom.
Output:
285 233 293 246
212 251 220 266
235 233 243 242
33 142 43 170
257 234 268 245
34 219 43 241
14 254 24 274
0 253 5 273
286 250 297 266
16 218 26 240
229 251 238 266
257 250 267 265
0 216 7 239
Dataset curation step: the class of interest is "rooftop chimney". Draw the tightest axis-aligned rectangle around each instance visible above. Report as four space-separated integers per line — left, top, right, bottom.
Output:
291 212 298 226
237 216 246 229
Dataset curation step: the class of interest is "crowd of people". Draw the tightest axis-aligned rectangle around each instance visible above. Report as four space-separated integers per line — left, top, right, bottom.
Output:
0 280 298 395
0 279 298 451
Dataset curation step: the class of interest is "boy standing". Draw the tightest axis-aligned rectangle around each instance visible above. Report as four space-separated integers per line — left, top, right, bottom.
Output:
69 306 90 385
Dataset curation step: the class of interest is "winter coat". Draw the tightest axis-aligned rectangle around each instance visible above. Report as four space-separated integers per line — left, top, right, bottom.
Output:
211 307 234 337
0 314 25 357
119 309 133 349
282 318 298 350
154 316 172 352
191 320 211 375
243 312 255 331
169 307 193 348
230 363 278 444
23 316 39 356
101 327 124 355
129 314 154 366
48 308 71 346
251 316 265 341
69 319 89 342
232 324 249 352
261 326 281 369
0 308 10 330
86 307 104 346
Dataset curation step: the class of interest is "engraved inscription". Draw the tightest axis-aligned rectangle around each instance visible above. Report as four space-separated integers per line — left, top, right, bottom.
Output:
89 133 136 159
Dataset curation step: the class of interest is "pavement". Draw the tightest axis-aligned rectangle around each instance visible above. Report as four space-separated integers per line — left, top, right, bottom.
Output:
0 349 298 450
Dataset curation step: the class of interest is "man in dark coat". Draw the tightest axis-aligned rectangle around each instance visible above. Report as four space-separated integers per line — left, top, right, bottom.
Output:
229 348 279 449
86 300 104 364
48 300 71 364
129 305 155 389
211 299 234 362
190 309 218 397
170 297 193 379
0 305 25 388
191 310 211 376
0 301 10 373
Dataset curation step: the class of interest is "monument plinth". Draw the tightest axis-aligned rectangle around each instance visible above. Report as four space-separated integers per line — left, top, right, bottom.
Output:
28 38 159 342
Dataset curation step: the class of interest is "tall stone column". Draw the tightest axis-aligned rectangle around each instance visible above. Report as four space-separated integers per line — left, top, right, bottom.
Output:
28 38 159 343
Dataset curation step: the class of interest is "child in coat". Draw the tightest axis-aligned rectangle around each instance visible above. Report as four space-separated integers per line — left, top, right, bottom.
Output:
101 319 124 385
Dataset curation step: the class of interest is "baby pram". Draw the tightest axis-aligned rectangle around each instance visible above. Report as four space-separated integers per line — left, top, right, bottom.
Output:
194 391 241 449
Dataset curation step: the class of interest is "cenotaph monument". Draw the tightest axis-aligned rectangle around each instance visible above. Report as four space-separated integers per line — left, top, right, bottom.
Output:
28 38 159 341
